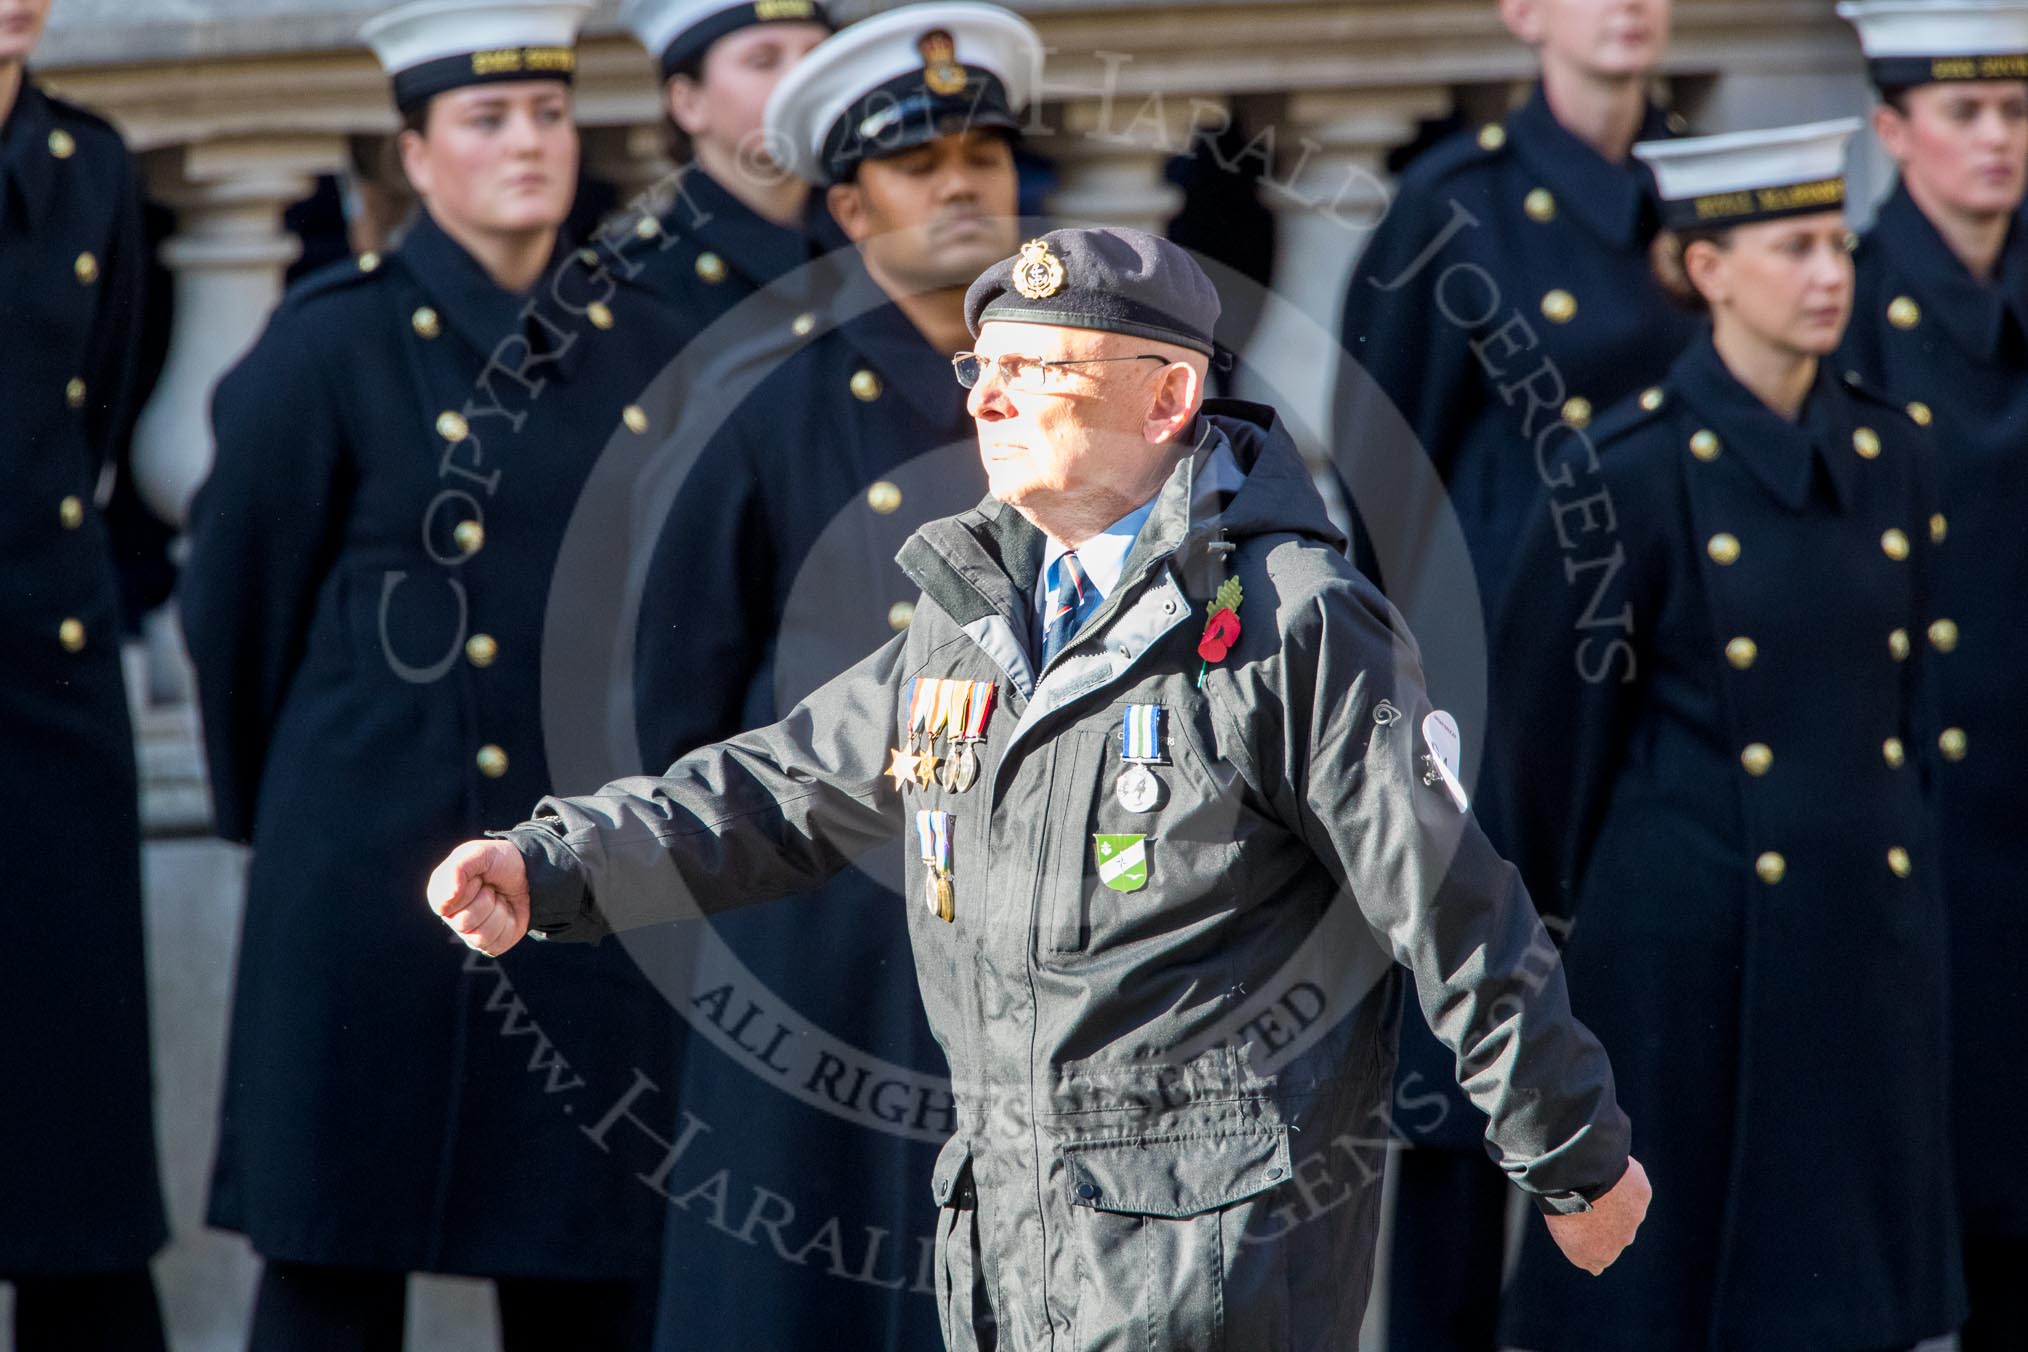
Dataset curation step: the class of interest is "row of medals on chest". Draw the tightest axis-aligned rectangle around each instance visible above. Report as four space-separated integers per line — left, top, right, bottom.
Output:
896 678 1168 923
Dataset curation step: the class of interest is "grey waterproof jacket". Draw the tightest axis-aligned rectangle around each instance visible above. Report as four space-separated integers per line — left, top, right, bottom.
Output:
503 400 1630 1351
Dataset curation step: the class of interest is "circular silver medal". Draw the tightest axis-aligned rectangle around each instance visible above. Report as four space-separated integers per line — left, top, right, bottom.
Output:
952 743 980 793
1115 762 1161 813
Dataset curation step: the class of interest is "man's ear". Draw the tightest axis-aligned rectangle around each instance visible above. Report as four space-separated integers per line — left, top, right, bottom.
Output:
826 181 871 243
1142 360 1206 445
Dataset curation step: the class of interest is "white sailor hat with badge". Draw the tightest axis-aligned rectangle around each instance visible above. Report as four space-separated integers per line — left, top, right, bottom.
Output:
620 0 834 82
1839 0 2028 87
1633 118 1862 231
763 0 1042 186
361 0 593 115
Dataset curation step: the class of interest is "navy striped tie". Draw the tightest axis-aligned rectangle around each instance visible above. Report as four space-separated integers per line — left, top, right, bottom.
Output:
1041 550 1097 666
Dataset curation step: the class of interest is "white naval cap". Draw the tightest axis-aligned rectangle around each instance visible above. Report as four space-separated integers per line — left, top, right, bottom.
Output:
620 0 834 82
361 0 592 114
1634 118 1862 230
1839 0 2028 86
763 1 1042 187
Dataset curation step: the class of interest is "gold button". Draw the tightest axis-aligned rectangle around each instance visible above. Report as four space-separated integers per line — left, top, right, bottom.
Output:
1940 727 1968 761
866 480 902 514
791 312 817 337
1844 230 1860 254
623 405 650 435
588 301 615 330
1540 289 1577 324
1930 513 1947 544
1478 123 1507 151
58 618 86 653
74 252 98 285
454 519 486 555
1725 636 1758 670
412 307 441 339
887 601 916 632
1881 528 1910 561
1525 187 1556 223
1689 429 1721 462
1755 851 1787 885
1852 426 1881 460
48 128 75 159
1883 737 1905 769
65 377 87 409
358 251 382 273
1561 396 1592 429
635 215 661 240
1888 295 1920 329
59 496 84 529
1887 846 1912 878
577 247 600 267
696 251 727 284
851 369 883 402
1707 533 1741 566
1906 401 1932 427
1639 386 1665 412
1740 743 1773 776
1928 618 1959 652
1889 627 1911 661
476 744 509 778
466 633 499 668
436 410 470 442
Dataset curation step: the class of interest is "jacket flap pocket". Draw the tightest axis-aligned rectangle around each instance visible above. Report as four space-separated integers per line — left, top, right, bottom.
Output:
931 1134 975 1208
1063 1128 1291 1219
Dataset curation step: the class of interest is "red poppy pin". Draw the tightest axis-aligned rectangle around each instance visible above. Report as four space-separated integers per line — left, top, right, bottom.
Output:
1196 577 1244 687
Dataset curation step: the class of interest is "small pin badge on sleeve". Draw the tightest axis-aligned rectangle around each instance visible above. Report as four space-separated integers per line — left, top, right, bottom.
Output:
1420 710 1469 812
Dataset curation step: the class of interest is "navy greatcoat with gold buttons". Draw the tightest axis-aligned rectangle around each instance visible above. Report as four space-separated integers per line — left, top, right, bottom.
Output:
632 257 980 1350
0 78 169 1276
1841 183 2028 1243
181 208 690 1276
1493 333 1965 1352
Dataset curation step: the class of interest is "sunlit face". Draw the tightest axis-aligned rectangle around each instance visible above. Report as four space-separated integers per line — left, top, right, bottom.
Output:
966 322 1198 521
667 22 829 170
0 0 52 65
1876 82 2028 219
827 130 1020 292
1503 0 1670 80
1689 212 1853 357
399 82 579 238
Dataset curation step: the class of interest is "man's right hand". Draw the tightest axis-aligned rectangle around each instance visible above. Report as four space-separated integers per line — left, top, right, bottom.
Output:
428 839 532 957
1543 1155 1651 1275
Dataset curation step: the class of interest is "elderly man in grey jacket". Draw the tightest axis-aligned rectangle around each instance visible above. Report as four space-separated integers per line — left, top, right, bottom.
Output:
429 226 1649 1350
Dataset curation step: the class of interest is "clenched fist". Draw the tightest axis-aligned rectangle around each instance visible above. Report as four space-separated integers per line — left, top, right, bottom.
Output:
427 839 532 957
1544 1155 1651 1275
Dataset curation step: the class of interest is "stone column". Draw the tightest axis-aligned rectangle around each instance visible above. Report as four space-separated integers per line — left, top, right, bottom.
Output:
1233 86 1451 461
1041 92 1223 234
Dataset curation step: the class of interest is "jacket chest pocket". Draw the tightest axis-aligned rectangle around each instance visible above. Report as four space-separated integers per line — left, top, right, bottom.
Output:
1040 702 1241 958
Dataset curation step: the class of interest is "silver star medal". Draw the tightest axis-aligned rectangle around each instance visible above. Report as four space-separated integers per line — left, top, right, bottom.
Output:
1115 704 1166 814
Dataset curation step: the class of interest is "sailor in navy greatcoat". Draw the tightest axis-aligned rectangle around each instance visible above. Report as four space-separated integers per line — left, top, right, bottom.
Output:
180 4 698 1347
0 20 171 1349
1494 120 1965 1352
1836 5 2028 1343
628 7 1034 1349
1332 10 1696 1345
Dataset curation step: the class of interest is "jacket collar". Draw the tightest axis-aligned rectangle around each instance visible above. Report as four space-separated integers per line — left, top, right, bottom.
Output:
830 258 973 427
395 207 581 373
1507 83 1672 250
1871 181 2028 361
672 166 821 293
0 79 56 232
1670 332 1857 514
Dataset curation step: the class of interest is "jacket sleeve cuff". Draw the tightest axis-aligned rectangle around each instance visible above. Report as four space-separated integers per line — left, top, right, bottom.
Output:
487 820 611 944
1529 1157 1630 1216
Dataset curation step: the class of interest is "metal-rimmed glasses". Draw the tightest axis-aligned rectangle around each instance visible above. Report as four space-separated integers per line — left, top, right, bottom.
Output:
951 351 1169 392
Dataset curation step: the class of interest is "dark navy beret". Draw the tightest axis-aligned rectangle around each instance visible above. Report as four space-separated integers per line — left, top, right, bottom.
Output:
964 227 1221 356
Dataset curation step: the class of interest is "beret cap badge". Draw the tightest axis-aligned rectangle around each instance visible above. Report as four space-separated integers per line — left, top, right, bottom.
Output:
1012 238 1067 300
918 29 968 96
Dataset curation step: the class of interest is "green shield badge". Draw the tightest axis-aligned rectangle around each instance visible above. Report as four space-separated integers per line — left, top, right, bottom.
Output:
1093 834 1148 893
